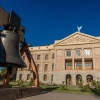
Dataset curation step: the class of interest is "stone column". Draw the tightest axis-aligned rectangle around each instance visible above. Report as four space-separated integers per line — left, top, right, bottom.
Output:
54 49 57 71
63 49 65 70
82 74 87 85
72 58 74 70
82 48 85 70
72 48 74 70
92 48 95 70
41 54 43 72
72 74 76 85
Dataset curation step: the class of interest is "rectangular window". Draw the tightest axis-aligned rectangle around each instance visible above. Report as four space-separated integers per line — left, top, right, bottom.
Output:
85 49 91 56
44 64 48 71
52 63 54 71
76 49 80 56
37 64 40 71
85 62 92 70
66 50 71 56
45 54 48 60
52 53 55 59
67 63 72 70
37 55 40 60
76 62 82 70
85 63 92 66
67 63 72 66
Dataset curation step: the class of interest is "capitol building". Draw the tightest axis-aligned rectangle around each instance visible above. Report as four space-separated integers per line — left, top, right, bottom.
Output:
16 30 100 85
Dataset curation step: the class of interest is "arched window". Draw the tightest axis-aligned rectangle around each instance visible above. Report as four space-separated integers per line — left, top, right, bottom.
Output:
19 74 22 80
27 74 30 80
43 74 47 81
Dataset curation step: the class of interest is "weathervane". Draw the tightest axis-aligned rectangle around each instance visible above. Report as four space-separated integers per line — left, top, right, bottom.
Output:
77 26 82 32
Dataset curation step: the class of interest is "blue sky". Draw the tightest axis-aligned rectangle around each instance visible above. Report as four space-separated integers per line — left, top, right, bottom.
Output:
0 0 100 46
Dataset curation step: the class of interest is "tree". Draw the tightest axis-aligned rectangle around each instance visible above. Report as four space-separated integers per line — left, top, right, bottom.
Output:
0 67 7 79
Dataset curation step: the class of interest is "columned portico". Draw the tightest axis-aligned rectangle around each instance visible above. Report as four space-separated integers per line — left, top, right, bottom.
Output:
92 48 95 70
63 49 65 70
72 48 74 70
82 48 85 70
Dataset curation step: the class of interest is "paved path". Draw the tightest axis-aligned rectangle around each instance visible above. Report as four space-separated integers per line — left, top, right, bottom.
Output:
17 92 100 100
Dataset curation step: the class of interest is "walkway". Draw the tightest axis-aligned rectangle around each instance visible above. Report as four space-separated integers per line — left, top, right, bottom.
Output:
17 92 100 100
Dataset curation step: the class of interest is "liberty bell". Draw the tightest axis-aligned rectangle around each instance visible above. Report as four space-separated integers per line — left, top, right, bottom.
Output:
0 9 26 68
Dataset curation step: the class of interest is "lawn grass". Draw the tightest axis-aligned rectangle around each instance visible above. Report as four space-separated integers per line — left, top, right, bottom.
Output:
9 82 100 95
10 81 31 88
40 85 100 95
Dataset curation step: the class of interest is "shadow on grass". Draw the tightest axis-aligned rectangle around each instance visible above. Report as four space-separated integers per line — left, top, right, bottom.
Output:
42 86 59 92
89 88 100 96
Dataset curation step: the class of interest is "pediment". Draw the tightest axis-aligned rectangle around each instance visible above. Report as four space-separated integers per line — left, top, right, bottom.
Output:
55 32 100 46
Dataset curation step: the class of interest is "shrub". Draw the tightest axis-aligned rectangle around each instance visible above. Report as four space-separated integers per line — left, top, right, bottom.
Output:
17 80 24 87
59 85 69 90
92 80 96 86
78 82 83 88
62 81 65 85
92 80 100 93
29 78 33 86
78 82 89 92
81 85 89 92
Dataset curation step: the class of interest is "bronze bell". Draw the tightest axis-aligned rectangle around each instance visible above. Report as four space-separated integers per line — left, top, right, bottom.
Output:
0 30 26 68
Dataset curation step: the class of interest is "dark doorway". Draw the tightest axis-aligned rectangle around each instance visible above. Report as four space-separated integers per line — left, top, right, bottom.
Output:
76 74 82 85
66 74 72 85
86 74 93 86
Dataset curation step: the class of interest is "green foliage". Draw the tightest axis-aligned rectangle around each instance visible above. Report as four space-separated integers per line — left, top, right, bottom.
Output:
62 81 65 85
92 80 96 86
78 82 89 92
92 80 100 93
78 82 83 88
0 67 7 78
17 80 24 87
59 85 69 90
29 78 33 86
81 85 89 92
10 78 15 82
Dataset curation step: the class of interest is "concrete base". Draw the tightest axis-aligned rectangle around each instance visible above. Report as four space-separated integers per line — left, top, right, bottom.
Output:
0 87 42 100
